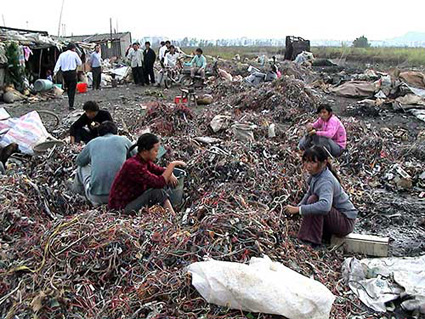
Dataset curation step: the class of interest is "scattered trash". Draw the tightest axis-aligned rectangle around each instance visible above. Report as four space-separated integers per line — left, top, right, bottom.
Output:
343 256 425 314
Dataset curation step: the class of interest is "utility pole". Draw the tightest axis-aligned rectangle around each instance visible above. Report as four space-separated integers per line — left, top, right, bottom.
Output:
110 18 113 40
57 0 65 37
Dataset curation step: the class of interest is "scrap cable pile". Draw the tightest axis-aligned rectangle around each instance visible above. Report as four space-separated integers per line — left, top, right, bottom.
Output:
0 202 362 319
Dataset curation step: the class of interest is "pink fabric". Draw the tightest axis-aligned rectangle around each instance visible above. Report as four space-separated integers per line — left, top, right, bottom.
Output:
312 115 346 149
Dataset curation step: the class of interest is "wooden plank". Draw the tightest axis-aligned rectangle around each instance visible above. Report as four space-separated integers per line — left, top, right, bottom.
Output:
331 233 389 257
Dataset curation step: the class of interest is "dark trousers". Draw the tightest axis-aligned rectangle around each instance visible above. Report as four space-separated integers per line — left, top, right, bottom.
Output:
298 135 343 157
63 70 77 109
73 127 97 144
144 64 155 84
297 195 355 245
92 67 101 90
132 66 145 85
124 188 168 213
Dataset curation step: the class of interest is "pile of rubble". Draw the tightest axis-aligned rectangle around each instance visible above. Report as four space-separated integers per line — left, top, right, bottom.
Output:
1 54 425 318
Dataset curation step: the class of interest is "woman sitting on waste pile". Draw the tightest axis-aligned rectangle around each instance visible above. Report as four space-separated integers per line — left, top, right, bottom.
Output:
284 146 357 246
298 104 346 157
108 133 186 214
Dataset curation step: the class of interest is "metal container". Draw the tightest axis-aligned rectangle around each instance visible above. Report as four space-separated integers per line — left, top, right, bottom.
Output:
169 168 186 207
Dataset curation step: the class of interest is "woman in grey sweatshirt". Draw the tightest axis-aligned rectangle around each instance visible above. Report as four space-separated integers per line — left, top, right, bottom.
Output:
285 146 357 245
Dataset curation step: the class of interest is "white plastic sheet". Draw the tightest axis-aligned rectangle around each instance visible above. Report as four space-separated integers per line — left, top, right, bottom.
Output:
0 111 49 155
343 256 425 314
187 255 335 319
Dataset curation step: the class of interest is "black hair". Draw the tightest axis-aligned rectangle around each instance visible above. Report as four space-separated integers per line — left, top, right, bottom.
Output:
302 146 340 182
128 133 160 157
83 101 100 112
169 45 175 50
98 121 117 136
317 104 333 114
196 48 203 54
133 42 140 46
145 41 150 45
67 42 76 50
165 40 171 45
160 41 165 46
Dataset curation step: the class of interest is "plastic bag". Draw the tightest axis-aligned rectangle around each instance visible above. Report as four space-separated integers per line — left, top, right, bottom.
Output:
187 255 335 319
0 111 49 155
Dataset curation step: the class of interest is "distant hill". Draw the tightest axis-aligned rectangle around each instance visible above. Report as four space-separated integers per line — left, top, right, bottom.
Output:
372 32 425 47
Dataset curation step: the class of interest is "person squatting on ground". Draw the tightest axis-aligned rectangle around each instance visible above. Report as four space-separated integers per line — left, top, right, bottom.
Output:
284 146 357 246
89 44 102 90
69 101 112 144
127 42 145 86
143 41 156 85
71 121 134 206
54 42 82 110
108 133 186 214
298 104 347 157
190 48 207 84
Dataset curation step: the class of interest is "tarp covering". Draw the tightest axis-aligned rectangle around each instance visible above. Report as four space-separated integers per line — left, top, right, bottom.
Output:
329 80 377 98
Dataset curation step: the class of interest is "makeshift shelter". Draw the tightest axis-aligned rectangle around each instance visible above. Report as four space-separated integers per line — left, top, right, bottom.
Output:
64 32 132 59
0 26 62 84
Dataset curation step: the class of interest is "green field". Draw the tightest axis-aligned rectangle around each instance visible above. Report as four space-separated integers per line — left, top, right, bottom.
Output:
183 46 425 68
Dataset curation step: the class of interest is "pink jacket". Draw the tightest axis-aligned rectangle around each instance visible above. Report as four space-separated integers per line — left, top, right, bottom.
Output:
312 115 346 149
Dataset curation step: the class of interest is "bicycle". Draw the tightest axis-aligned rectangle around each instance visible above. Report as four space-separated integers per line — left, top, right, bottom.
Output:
37 110 60 132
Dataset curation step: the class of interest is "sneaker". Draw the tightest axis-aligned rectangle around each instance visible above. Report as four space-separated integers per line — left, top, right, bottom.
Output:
69 107 76 111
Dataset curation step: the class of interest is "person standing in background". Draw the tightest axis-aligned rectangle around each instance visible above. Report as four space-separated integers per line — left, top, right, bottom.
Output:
143 42 156 85
127 42 145 86
89 44 102 90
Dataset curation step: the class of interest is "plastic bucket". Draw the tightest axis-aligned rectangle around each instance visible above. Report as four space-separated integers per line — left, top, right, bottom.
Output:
169 168 186 207
174 95 188 104
34 79 53 92
77 82 88 93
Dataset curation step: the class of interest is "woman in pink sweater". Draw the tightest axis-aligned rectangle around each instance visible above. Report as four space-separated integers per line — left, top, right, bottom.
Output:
298 104 346 157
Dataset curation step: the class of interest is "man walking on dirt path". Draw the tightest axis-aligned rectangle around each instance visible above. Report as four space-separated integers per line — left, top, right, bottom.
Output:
54 42 82 110
143 42 156 85
89 44 102 90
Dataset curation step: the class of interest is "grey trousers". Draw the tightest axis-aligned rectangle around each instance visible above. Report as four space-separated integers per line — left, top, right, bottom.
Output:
298 135 343 157
72 165 109 206
190 67 205 79
124 188 168 213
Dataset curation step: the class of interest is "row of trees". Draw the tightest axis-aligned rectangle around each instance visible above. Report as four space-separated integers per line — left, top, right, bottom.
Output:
141 36 371 48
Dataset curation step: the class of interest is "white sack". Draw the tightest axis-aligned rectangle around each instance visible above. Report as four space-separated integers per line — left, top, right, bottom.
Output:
187 255 335 319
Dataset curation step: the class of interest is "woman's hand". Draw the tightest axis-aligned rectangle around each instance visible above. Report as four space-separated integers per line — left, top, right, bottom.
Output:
306 123 314 131
284 205 300 215
172 160 187 167
169 174 178 187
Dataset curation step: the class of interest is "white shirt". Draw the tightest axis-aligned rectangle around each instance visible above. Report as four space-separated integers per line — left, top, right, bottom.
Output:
54 50 82 73
127 48 143 67
159 45 168 60
164 52 179 67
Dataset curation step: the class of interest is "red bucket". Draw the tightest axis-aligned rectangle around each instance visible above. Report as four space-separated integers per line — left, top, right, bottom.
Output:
77 82 88 93
174 95 188 104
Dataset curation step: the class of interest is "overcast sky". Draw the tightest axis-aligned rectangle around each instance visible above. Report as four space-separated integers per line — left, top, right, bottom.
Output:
2 0 425 41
